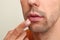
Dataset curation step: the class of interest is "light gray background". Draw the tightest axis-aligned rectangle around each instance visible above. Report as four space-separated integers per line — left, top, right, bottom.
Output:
0 0 24 40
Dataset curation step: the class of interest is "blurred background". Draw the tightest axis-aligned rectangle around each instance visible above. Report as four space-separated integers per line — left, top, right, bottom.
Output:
0 0 24 40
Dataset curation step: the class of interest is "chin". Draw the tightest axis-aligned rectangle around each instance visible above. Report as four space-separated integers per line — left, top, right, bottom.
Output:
29 22 50 33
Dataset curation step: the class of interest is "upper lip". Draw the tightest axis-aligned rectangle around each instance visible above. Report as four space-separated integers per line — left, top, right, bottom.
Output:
27 13 44 18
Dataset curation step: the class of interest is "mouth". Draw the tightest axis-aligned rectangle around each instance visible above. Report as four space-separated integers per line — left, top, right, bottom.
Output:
27 13 44 22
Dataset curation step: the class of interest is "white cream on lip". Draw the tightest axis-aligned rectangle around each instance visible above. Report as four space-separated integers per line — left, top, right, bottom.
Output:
24 19 31 31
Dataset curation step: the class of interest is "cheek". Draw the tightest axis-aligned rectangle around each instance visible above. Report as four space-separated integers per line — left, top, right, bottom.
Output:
41 0 58 10
21 0 30 14
38 0 59 20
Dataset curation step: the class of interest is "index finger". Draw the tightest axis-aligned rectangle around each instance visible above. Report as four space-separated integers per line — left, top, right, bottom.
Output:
9 19 31 39
15 19 31 33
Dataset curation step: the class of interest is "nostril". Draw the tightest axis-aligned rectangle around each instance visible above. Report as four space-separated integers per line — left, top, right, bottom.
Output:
33 3 39 7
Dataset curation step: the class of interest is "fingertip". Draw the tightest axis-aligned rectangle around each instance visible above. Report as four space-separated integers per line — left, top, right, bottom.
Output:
25 19 31 26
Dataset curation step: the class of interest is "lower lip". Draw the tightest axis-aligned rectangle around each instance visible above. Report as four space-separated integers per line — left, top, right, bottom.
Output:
29 17 44 22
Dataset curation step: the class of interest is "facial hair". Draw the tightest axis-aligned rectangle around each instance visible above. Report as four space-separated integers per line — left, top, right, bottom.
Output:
24 7 60 33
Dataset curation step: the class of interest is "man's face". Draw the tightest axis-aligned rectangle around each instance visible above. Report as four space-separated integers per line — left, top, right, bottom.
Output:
20 0 60 32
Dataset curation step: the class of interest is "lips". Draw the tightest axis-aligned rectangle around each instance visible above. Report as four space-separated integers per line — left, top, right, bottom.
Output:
27 13 44 22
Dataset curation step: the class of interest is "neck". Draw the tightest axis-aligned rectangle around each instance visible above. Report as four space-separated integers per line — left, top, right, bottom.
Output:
32 17 60 40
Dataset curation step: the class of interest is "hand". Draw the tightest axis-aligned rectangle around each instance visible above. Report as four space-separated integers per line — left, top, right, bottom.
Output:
4 19 31 40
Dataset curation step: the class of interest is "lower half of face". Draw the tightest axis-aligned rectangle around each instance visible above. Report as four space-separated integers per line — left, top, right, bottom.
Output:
23 8 60 33
24 11 60 33
29 12 60 33
21 0 60 33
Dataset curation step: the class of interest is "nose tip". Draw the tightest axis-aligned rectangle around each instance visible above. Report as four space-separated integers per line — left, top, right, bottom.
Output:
28 0 39 7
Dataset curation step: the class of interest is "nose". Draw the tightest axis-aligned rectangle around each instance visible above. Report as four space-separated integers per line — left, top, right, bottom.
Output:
28 0 40 7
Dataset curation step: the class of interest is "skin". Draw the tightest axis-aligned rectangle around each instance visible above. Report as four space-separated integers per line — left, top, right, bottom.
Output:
4 0 60 40
21 0 60 32
4 20 30 40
